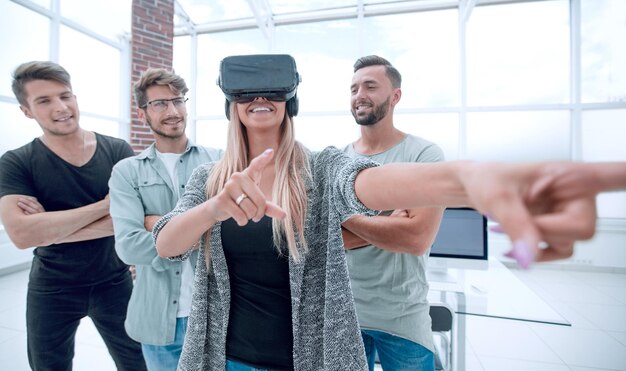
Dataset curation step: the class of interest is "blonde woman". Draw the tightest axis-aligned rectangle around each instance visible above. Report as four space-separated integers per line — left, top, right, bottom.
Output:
154 55 625 371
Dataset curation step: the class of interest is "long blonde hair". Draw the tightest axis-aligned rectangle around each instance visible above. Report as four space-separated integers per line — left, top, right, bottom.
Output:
205 103 310 266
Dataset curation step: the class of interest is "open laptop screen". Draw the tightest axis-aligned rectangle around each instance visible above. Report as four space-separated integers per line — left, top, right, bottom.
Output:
430 207 488 260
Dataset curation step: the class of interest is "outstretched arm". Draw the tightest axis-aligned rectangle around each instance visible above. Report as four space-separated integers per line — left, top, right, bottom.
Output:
354 161 626 267
0 194 111 249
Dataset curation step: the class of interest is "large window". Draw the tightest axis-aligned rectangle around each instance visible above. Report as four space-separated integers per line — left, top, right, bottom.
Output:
60 0 131 41
275 19 359 114
0 0 131 261
581 109 626 218
578 0 626 218
59 26 122 122
0 102 41 153
465 111 571 162
362 9 459 108
177 0 254 24
466 0 570 105
0 0 131 152
0 2 49 98
580 0 626 103
196 29 268 118
174 0 625 218
395 113 460 160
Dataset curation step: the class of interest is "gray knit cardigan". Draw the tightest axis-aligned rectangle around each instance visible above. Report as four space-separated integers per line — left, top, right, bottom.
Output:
153 147 379 371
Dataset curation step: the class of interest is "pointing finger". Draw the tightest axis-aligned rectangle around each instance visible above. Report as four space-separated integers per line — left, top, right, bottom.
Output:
243 148 275 185
263 201 287 221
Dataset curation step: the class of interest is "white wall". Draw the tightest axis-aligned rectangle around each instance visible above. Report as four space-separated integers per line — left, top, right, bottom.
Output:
489 219 626 272
0 228 32 275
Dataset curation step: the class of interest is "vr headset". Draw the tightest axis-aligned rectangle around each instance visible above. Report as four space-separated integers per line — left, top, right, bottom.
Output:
217 54 301 118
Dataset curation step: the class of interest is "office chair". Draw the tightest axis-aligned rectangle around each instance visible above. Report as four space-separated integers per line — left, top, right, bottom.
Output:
430 302 455 371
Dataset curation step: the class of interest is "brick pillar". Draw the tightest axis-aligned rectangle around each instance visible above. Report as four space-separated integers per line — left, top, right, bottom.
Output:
130 0 174 152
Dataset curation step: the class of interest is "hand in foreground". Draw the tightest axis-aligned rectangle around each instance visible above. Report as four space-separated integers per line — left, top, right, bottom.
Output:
144 215 162 232
17 196 45 215
389 209 409 218
460 162 615 268
204 148 286 226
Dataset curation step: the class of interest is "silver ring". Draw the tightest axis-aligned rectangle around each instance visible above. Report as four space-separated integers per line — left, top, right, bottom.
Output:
235 193 248 206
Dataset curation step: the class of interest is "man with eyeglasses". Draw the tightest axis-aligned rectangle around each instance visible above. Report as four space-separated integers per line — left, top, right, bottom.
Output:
108 68 222 371
0 61 147 370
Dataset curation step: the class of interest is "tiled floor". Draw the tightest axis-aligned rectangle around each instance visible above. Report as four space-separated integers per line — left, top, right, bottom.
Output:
0 265 625 370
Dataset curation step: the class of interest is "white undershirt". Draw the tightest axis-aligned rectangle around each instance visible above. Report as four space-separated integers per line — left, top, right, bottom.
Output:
156 150 194 318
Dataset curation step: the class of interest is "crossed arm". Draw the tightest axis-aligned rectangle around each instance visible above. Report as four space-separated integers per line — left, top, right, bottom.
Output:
0 194 112 249
341 207 443 255
107 163 169 266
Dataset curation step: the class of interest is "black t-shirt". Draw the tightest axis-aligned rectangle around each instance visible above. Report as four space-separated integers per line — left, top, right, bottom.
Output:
0 133 134 289
221 215 294 371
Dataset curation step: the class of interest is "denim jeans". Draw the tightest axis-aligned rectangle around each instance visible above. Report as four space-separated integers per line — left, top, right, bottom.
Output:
226 359 282 371
26 273 146 371
361 329 435 371
142 317 188 371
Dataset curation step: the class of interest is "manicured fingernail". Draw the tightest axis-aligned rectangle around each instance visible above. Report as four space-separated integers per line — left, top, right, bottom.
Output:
506 239 535 270
489 224 504 233
263 148 273 155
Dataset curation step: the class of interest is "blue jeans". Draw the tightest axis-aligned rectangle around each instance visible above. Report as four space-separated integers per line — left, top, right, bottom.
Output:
26 273 146 371
142 317 189 371
361 329 435 371
226 359 280 371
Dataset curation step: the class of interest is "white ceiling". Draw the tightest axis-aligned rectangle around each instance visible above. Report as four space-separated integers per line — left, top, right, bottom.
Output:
173 0 473 35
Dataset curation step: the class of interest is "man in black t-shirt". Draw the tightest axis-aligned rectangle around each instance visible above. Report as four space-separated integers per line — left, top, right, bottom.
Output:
0 61 146 370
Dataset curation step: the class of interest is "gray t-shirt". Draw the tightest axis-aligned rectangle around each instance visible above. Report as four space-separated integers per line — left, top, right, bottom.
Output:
343 134 444 352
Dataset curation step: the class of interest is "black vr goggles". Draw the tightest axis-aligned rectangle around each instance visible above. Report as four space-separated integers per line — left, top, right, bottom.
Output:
217 54 301 118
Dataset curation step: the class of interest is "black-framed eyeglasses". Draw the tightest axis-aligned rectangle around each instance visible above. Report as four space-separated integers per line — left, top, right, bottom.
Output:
141 97 188 112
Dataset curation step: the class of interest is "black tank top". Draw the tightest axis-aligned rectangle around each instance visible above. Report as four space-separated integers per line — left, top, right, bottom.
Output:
221 215 294 370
